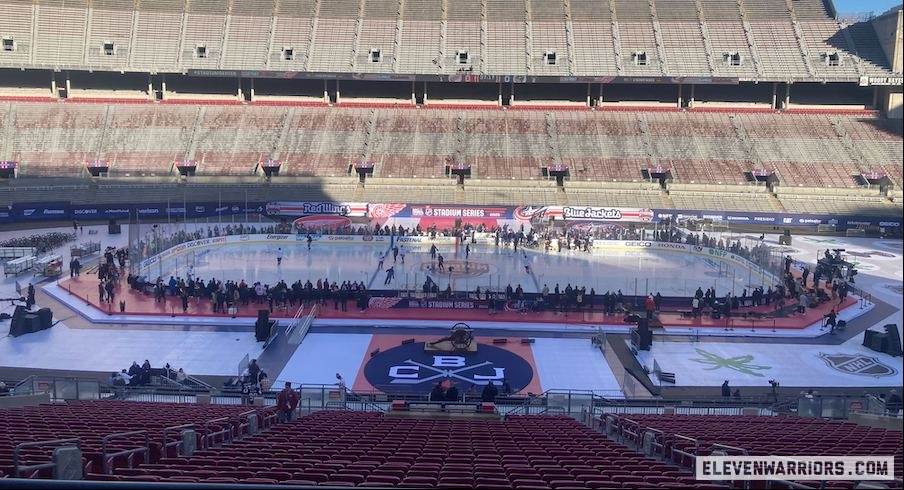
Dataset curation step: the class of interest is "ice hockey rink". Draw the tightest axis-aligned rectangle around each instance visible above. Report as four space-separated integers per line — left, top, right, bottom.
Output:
0 224 901 394
152 237 762 296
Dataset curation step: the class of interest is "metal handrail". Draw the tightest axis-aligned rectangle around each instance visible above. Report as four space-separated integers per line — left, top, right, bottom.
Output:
12 375 37 395
160 424 196 460
101 430 149 474
668 433 699 467
202 416 233 450
711 442 750 456
236 410 260 439
643 427 666 456
14 438 81 478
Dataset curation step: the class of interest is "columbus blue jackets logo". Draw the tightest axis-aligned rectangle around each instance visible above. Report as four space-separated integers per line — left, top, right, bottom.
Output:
364 341 534 395
818 353 897 377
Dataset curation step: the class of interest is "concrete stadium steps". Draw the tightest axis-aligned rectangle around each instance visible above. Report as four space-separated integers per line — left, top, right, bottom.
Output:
846 21 894 75
769 161 861 188
130 5 184 70
669 190 774 212
396 20 442 74
659 22 711 77
84 6 134 70
3 102 902 190
354 19 399 73
0 0 896 80
0 1 35 65
0 178 898 216
308 18 357 72
799 20 861 80
705 21 758 78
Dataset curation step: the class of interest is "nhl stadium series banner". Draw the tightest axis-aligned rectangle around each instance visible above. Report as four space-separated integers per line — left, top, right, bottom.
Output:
0 201 899 229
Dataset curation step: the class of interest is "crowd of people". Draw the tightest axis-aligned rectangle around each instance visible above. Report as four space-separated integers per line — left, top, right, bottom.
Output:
135 273 372 315
429 380 510 403
109 360 189 399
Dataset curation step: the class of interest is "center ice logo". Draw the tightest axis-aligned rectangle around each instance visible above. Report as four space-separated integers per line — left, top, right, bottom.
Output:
420 260 491 278
363 341 534 395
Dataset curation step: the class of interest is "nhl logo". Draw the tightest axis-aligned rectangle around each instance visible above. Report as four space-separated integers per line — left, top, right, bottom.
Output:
818 353 897 377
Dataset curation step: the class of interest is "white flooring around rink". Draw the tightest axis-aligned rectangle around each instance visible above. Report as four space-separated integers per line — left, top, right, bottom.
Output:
638 234 904 388
0 223 901 391
272 334 623 396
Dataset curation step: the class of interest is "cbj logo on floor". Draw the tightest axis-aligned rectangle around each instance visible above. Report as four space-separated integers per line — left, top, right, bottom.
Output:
364 342 534 395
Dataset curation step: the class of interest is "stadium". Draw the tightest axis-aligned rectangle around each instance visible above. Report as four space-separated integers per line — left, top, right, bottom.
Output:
0 0 902 488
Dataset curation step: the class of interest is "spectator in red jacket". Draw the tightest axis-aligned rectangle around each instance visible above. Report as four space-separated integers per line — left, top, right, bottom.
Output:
276 382 299 422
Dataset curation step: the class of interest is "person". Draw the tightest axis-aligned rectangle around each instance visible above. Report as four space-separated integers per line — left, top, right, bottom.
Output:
247 359 261 384
258 371 271 393
26 283 36 310
692 296 701 318
465 384 478 401
276 247 283 266
886 389 902 416
430 382 445 402
140 360 152 385
481 381 498 403
437 254 444 270
445 384 460 402
175 368 187 384
384 266 395 285
0 381 9 396
823 309 837 333
335 373 347 401
645 294 655 320
110 372 126 399
392 246 399 262
732 388 741 399
276 382 300 422
306 234 313 250
377 251 385 271
465 244 470 259
119 368 133 387
721 380 731 398
501 378 512 396
240 381 254 405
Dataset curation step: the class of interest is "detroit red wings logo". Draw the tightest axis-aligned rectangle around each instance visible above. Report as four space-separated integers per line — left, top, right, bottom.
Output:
367 297 403 309
368 203 407 219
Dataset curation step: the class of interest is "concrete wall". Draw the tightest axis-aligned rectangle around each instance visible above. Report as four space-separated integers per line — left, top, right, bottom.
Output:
871 8 903 73
885 89 903 119
848 411 904 431
0 392 51 409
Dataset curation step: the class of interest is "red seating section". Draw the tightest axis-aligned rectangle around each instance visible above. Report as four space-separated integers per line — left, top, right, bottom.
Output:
96 411 731 488
617 414 903 486
0 400 272 478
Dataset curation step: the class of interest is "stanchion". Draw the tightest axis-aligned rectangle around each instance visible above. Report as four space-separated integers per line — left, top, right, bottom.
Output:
772 319 776 333
171 306 175 318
